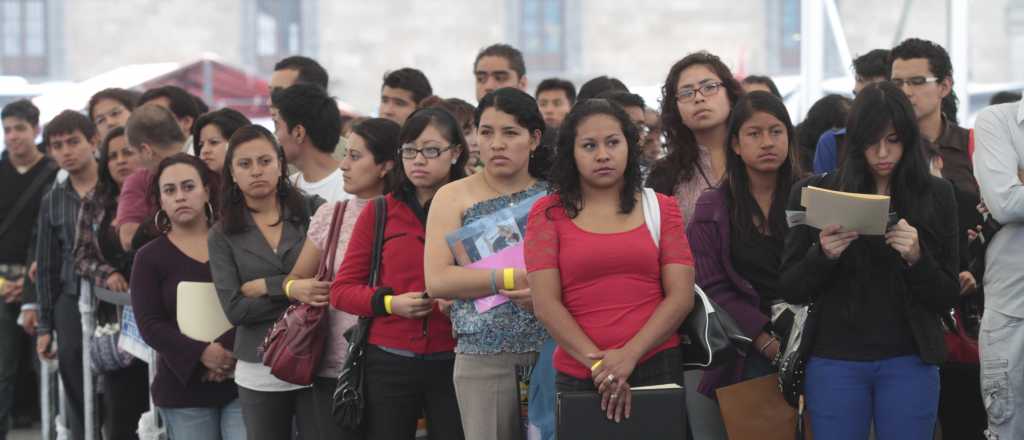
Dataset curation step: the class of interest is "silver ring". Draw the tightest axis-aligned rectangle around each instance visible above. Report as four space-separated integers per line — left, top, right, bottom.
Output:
610 394 618 399
606 374 615 383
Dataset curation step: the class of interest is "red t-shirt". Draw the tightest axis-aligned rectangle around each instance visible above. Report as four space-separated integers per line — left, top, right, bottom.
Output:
524 193 694 379
114 168 155 226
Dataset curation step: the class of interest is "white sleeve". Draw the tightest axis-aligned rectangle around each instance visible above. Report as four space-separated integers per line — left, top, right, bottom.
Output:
975 105 1024 224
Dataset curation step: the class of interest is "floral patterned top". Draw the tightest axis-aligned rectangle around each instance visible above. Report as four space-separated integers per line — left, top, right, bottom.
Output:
673 145 715 227
307 197 369 377
449 182 550 355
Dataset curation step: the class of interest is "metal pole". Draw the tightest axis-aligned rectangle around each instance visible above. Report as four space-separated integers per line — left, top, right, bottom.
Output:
824 0 853 73
948 0 969 123
79 280 96 440
800 0 825 121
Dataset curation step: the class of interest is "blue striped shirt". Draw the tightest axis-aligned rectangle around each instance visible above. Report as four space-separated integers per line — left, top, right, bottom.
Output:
34 179 85 334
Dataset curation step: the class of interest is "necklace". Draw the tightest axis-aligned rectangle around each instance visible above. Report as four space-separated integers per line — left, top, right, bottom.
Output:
481 172 534 207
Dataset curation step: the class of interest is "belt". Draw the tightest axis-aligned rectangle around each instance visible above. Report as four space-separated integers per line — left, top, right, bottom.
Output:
0 264 27 278
376 345 456 361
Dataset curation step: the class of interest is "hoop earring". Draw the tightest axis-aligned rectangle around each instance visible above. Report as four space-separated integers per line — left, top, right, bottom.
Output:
204 202 215 226
154 209 171 234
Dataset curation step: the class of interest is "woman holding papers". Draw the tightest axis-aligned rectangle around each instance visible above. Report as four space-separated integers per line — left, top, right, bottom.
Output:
284 117 399 439
130 154 244 440
207 126 322 440
526 99 696 423
332 108 466 440
688 91 800 395
424 88 553 440
778 82 959 440
72 126 150 440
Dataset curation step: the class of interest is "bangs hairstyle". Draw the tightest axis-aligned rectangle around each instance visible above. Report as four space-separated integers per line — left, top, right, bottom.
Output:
475 87 552 179
87 88 140 122
218 125 307 235
350 117 401 194
724 91 799 240
549 99 643 219
94 126 129 213
647 51 744 195
838 81 931 224
393 108 469 192
147 153 219 223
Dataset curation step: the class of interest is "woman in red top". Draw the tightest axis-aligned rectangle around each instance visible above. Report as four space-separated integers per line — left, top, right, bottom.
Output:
331 107 466 440
526 99 695 423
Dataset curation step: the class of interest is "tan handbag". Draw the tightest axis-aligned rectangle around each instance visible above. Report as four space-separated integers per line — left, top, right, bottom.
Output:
716 373 813 440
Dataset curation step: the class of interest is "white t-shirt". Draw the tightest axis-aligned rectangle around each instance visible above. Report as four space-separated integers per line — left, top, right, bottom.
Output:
290 168 351 203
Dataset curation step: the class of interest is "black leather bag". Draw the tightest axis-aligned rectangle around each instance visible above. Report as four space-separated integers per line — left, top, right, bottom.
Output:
332 197 387 430
637 188 752 371
679 285 753 370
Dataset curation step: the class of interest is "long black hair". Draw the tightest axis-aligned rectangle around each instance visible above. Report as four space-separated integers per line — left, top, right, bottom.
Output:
394 107 469 194
218 125 307 235
350 117 401 194
795 94 852 172
474 87 553 179
837 81 932 225
646 51 744 195
548 99 642 218
724 91 799 240
94 126 129 215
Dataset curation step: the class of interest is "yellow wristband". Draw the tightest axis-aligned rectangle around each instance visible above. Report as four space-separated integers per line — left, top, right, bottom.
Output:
503 268 515 290
284 279 296 298
384 295 394 314
591 360 604 372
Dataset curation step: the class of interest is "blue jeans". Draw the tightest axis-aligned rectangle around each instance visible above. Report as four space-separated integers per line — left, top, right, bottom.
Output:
805 355 939 440
159 399 245 440
528 339 556 440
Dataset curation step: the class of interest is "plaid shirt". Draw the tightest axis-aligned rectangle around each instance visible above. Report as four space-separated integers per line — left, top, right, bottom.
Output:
34 179 85 334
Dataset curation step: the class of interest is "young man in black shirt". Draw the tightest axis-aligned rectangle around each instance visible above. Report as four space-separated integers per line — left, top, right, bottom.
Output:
0 99 57 440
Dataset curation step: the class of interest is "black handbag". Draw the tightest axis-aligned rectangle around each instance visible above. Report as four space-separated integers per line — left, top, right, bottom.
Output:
332 197 387 430
679 285 753 370
775 301 818 440
638 188 752 370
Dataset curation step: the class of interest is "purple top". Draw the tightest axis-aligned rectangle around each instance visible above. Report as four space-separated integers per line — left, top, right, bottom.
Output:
130 235 237 408
686 186 770 397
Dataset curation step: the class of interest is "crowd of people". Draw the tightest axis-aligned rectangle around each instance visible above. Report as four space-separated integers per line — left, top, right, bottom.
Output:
0 35 1021 440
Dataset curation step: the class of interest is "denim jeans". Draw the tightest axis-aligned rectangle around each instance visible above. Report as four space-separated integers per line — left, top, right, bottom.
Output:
159 399 245 440
805 355 939 440
979 309 1024 440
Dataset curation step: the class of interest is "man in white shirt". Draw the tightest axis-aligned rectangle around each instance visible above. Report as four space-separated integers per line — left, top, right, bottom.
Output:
973 98 1024 440
271 84 351 203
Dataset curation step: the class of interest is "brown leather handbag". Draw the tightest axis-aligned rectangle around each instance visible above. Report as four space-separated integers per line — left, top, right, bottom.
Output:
261 201 348 385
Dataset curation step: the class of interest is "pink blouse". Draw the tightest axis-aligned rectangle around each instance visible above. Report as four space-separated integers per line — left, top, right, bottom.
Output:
307 197 369 378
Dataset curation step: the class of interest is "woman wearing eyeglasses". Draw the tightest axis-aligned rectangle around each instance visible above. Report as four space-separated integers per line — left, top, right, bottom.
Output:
646 51 745 226
332 108 466 440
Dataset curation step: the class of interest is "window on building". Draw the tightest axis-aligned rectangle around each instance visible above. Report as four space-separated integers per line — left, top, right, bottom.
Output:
1 0 48 77
765 0 843 77
254 0 302 74
520 0 566 73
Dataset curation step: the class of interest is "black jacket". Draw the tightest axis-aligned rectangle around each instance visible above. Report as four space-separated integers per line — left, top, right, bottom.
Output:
778 173 960 365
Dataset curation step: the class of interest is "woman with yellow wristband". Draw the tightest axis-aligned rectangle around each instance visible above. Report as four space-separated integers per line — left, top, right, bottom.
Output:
283 118 399 439
424 88 553 440
525 99 695 425
332 108 466 439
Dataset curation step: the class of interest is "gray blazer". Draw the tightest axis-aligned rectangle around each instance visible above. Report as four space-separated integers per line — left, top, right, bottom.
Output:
208 203 316 362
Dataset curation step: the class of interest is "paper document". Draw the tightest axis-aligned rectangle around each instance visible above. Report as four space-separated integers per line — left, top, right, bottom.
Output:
177 281 232 342
800 186 891 235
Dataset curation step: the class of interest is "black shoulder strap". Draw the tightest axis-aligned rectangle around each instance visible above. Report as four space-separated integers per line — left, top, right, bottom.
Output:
368 197 387 287
0 160 58 240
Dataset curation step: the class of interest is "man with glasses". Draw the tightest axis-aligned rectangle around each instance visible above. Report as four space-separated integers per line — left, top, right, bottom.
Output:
891 38 976 196
87 88 140 140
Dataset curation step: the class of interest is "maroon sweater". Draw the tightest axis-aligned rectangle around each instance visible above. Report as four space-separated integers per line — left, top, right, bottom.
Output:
130 235 236 408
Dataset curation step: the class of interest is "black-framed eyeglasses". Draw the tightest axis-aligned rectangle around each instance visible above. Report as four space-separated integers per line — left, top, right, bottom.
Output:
398 144 456 160
676 82 724 103
890 76 940 88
